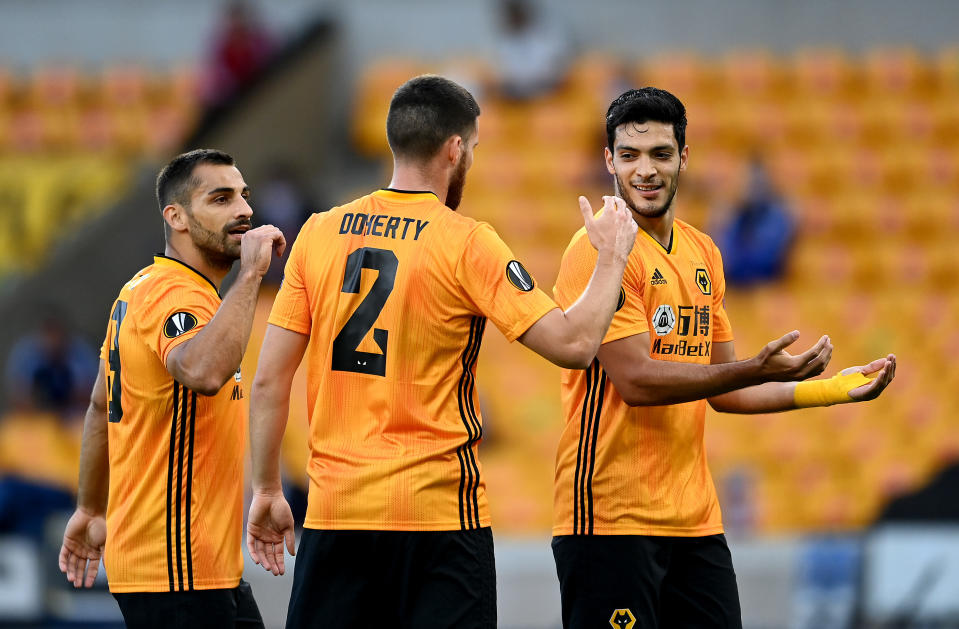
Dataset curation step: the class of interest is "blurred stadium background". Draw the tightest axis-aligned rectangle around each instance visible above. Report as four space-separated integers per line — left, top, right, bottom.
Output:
0 1 957 627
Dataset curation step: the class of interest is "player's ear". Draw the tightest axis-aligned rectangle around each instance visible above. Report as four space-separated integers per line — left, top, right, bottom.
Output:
679 145 689 172
446 135 463 165
605 147 616 175
163 204 189 233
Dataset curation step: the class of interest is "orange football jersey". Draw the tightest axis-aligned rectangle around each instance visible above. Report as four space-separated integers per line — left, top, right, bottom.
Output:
100 256 245 592
268 189 557 531
553 219 734 537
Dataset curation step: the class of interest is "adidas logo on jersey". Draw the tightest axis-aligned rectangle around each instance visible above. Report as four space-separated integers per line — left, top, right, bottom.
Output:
651 268 667 286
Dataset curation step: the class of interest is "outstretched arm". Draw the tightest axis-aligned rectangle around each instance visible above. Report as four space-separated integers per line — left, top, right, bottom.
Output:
598 330 833 407
707 341 896 413
247 324 308 576
518 196 637 368
59 363 109 588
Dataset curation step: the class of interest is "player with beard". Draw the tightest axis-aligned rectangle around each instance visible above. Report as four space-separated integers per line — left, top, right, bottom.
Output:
245 74 637 628
59 149 285 628
550 88 896 628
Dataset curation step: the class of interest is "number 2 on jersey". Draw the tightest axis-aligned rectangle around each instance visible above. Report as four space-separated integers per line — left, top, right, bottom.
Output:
107 300 128 422
332 247 398 376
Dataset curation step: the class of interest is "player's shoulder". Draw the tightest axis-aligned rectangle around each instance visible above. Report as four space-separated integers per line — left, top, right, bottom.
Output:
124 257 218 310
561 225 592 260
675 218 721 256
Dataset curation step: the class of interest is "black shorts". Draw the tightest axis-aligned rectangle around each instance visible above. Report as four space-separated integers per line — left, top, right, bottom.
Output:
286 527 496 629
552 533 742 629
112 580 264 629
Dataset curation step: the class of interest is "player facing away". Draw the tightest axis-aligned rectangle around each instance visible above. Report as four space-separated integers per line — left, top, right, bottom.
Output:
245 74 637 628
550 88 897 629
58 149 285 628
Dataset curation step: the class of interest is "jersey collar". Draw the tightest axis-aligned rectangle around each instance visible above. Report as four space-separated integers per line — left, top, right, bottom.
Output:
153 255 220 296
373 188 440 203
638 225 676 255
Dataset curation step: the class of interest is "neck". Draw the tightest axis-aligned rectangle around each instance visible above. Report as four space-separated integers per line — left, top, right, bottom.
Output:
633 207 675 250
164 242 231 290
389 160 448 205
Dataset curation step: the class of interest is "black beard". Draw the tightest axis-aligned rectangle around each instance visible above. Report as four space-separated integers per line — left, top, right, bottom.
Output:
613 168 680 219
446 154 468 210
188 217 240 272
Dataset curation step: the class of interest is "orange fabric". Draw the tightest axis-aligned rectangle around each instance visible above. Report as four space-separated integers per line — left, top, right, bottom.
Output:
269 189 557 531
99 256 245 593
553 219 734 537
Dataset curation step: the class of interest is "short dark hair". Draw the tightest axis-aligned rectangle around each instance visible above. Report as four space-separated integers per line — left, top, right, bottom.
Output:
156 148 235 212
386 75 480 161
605 88 687 151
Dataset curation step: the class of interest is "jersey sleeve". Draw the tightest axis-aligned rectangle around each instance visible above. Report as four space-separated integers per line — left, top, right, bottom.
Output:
454 223 557 342
137 278 221 367
554 232 648 345
709 240 734 343
268 217 314 335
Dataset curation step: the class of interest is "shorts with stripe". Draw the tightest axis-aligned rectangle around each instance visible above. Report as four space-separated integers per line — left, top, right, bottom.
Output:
286 527 496 629
113 580 264 629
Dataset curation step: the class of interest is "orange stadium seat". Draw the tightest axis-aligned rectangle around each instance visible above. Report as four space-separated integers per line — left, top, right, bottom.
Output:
792 47 859 101
27 66 85 108
718 49 789 104
99 64 149 107
634 52 720 104
353 59 423 157
934 45 959 94
862 46 934 98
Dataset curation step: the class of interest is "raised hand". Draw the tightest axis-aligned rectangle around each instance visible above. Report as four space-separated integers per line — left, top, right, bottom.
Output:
59 508 107 588
579 195 637 262
753 331 833 382
844 354 897 401
240 225 287 278
247 491 296 576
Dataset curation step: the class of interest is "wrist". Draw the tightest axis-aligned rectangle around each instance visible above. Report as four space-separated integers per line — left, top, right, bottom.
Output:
77 503 105 518
794 372 871 408
237 266 264 284
596 248 627 266
252 478 284 496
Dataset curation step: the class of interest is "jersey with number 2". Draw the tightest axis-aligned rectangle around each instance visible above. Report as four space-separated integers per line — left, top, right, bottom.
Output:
269 189 557 532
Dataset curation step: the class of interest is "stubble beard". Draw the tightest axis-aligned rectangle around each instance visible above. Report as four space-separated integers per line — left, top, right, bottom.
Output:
613 168 681 220
187 214 240 272
445 153 468 211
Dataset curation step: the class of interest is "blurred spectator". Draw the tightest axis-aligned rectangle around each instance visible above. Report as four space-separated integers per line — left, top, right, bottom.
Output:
718 466 757 537
202 1 275 106
713 159 796 286
254 164 317 285
494 0 571 100
1 306 89 541
4 305 97 415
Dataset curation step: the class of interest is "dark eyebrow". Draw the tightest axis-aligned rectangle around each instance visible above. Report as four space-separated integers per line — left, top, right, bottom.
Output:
206 186 250 197
615 144 675 153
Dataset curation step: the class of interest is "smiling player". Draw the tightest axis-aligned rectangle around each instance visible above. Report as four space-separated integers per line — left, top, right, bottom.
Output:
550 88 897 628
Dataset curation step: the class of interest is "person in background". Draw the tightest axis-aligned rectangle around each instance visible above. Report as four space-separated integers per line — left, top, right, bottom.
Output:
494 0 571 100
713 158 796 286
203 1 275 106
